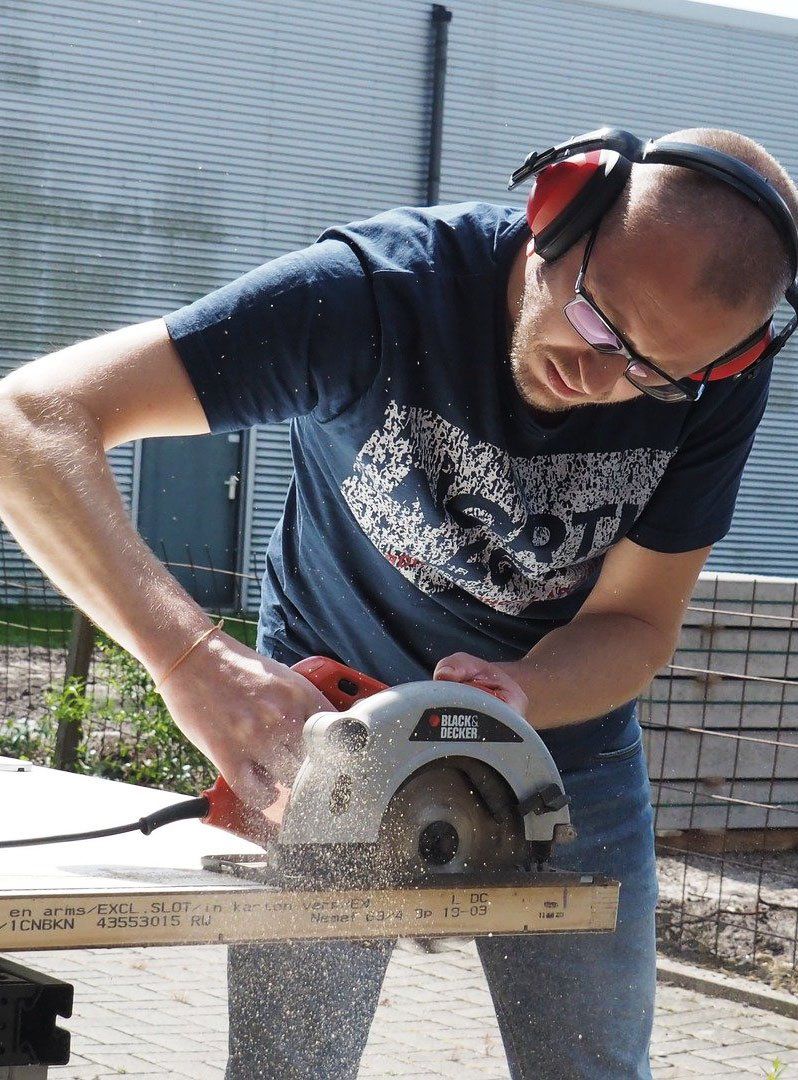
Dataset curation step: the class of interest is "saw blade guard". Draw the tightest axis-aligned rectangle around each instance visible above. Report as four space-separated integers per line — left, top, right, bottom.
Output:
277 681 571 849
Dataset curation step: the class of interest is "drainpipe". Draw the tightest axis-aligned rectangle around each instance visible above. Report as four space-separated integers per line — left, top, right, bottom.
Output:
426 4 452 205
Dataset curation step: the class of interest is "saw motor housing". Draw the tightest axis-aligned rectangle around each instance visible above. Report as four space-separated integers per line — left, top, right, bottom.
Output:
277 682 573 866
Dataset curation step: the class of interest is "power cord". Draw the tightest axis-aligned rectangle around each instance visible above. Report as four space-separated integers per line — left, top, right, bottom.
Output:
0 797 211 849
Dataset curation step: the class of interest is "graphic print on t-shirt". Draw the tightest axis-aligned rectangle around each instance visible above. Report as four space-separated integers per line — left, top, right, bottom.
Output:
341 402 675 615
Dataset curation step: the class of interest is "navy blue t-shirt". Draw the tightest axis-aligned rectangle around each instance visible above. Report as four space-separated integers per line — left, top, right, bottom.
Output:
164 202 770 767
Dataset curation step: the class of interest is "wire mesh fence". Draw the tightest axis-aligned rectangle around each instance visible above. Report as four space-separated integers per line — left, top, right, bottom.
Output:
1 553 797 991
643 573 798 992
0 548 261 794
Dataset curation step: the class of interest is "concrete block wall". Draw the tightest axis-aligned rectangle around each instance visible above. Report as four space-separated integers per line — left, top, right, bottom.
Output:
642 573 798 832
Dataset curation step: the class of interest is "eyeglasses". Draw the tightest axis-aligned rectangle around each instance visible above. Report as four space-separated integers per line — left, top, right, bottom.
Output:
563 223 798 403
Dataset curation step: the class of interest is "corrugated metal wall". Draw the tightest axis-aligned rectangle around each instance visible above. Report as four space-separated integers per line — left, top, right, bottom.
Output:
0 0 433 609
2 0 798 613
436 0 798 574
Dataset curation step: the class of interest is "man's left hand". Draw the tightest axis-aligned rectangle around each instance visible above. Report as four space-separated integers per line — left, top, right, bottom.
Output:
433 652 529 717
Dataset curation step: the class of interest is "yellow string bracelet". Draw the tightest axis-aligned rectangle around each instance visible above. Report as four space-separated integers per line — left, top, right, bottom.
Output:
155 619 225 693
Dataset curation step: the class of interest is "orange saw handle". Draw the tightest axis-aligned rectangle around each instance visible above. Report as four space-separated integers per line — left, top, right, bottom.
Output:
290 656 389 708
200 657 387 847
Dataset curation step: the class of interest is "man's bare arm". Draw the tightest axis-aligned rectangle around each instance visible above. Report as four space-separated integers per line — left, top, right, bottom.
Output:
0 318 212 668
0 318 330 802
434 538 709 728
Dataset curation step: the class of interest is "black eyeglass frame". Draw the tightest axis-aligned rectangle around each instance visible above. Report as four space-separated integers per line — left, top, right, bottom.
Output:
564 222 798 403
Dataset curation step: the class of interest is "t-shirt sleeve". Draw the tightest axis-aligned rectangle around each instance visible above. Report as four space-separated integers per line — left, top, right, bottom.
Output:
163 238 380 431
626 361 772 553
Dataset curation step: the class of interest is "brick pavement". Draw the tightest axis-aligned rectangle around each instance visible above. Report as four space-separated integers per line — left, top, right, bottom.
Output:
7 942 798 1078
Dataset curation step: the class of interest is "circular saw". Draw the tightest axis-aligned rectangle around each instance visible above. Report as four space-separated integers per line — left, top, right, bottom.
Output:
203 658 575 888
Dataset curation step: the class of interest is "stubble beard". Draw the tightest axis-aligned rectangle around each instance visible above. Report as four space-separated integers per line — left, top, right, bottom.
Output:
508 306 573 414
508 299 620 414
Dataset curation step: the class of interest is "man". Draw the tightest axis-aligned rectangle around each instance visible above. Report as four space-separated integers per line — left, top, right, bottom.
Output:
0 126 796 1079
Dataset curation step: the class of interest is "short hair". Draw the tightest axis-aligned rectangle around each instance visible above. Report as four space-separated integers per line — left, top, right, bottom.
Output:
603 128 798 320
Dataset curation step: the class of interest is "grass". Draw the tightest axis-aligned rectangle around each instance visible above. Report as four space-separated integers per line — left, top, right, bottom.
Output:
0 604 259 651
0 604 73 648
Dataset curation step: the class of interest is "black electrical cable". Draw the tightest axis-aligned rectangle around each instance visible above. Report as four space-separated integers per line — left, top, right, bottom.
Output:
0 796 211 849
0 821 143 849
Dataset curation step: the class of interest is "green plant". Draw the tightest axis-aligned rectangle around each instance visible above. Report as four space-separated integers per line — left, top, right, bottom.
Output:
0 678 96 770
0 712 58 764
75 638 217 793
766 1059 786 1080
0 638 217 794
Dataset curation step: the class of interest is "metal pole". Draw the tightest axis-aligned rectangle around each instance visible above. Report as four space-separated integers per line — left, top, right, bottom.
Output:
426 5 452 205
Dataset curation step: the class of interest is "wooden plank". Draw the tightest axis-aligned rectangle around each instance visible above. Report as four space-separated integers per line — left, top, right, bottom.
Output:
0 867 619 950
0 765 619 951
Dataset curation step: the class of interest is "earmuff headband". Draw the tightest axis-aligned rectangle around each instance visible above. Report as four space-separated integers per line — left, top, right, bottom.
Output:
508 127 643 191
510 127 798 283
642 141 798 280
509 127 798 385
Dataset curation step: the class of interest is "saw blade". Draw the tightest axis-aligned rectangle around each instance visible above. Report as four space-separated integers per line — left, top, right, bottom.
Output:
259 760 532 888
373 761 528 880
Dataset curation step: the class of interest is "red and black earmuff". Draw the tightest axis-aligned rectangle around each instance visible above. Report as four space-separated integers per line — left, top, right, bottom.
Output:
508 127 798 384
691 322 775 385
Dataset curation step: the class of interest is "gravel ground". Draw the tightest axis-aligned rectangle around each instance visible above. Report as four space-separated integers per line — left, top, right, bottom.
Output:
658 849 798 993
1 644 67 724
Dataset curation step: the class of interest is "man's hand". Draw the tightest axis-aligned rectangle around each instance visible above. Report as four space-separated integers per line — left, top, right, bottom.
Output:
463 539 711 733
157 630 333 807
433 652 529 717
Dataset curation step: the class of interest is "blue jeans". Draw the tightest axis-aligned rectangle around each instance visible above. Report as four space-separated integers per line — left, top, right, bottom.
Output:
226 728 658 1079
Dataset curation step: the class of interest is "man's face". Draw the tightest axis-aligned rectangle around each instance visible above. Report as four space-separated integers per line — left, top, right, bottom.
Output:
507 220 766 413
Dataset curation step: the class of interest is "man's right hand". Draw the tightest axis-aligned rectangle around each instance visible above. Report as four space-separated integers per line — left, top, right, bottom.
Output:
157 629 334 807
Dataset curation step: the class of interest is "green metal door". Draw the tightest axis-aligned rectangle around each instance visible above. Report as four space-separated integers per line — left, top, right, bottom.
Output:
137 432 244 609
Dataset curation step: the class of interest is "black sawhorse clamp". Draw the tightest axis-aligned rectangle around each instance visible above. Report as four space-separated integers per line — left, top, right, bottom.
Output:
0 957 72 1078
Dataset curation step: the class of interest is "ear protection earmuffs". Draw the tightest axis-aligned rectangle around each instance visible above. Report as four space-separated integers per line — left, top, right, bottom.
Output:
508 127 798 384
